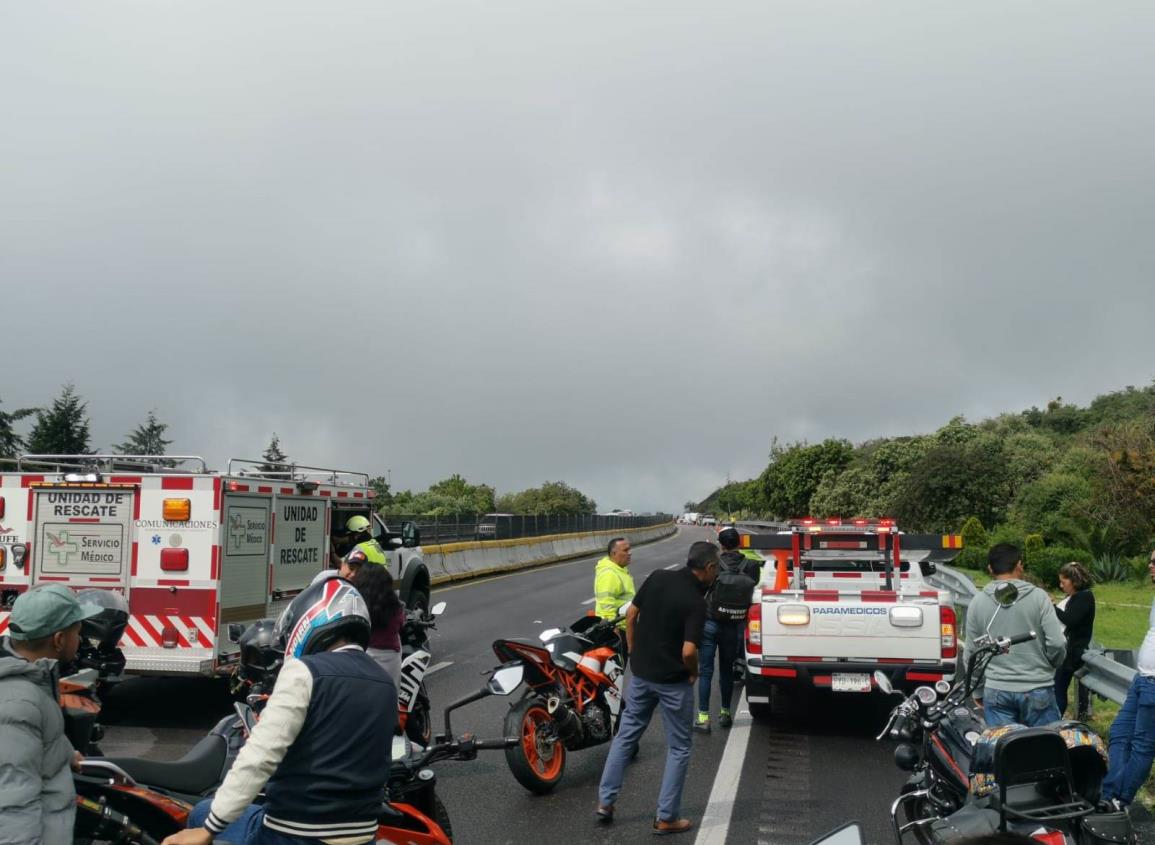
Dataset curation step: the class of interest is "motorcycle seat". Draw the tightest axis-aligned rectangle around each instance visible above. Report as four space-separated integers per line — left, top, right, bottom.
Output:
101 732 228 796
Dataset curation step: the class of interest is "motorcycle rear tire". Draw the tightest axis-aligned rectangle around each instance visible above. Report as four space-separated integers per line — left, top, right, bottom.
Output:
505 698 566 795
406 691 433 746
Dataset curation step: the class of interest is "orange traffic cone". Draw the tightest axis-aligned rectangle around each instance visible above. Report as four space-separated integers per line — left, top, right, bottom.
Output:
772 551 791 592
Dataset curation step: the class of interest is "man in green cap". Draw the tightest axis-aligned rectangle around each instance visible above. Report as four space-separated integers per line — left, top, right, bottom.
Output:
1 584 102 844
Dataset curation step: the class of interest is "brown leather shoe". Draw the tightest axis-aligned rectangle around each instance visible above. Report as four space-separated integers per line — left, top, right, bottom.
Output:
595 804 614 824
652 818 693 835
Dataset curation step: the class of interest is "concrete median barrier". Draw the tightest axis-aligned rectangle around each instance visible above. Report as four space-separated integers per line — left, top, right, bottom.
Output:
423 522 677 585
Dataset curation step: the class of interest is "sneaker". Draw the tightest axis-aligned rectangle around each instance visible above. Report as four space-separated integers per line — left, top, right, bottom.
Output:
719 709 733 729
693 712 711 733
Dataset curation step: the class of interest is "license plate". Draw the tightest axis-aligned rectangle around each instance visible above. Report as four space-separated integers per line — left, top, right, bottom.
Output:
832 673 872 693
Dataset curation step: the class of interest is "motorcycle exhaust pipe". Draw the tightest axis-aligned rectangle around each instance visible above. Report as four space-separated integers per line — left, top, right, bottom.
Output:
545 696 583 742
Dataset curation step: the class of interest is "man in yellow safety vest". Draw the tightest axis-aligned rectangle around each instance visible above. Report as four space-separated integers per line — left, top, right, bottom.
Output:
594 537 635 638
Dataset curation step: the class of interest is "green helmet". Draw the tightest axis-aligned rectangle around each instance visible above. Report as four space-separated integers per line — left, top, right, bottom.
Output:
346 515 372 534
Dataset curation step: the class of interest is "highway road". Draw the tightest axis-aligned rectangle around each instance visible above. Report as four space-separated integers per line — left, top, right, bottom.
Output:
100 526 914 844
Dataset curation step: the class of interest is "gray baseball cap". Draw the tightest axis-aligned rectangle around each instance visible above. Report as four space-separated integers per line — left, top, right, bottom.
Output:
8 584 103 641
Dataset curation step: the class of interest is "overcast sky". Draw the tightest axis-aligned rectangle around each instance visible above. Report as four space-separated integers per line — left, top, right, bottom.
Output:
3 2 1154 512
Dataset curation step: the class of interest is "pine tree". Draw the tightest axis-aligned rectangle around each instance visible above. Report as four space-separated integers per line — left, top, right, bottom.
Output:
114 411 174 467
258 434 291 476
0 396 38 459
27 385 91 455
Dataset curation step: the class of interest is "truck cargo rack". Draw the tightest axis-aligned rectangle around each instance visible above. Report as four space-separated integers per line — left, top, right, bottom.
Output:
14 454 208 474
226 458 370 488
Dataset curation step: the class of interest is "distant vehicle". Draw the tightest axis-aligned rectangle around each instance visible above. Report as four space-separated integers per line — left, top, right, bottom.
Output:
683 512 701 525
701 514 717 526
476 513 515 541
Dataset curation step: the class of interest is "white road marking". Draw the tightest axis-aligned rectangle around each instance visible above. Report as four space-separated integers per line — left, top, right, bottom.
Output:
581 597 597 605
424 661 454 677
693 688 754 845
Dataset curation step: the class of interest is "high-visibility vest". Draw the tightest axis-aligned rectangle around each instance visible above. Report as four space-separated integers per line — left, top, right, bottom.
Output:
594 557 636 630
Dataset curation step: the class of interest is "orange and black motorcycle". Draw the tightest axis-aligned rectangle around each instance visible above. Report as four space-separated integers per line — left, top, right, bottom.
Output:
492 609 628 794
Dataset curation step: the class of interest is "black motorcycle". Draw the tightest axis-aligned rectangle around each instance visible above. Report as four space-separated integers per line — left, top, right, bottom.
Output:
879 581 1134 844
60 588 129 756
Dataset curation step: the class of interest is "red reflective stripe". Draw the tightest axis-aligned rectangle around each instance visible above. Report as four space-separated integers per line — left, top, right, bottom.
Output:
803 590 839 601
353 492 363 498
89 577 121 583
907 672 943 682
878 657 915 664
133 490 141 520
920 591 939 597
788 656 823 662
122 626 145 646
69 517 101 523
21 476 44 488
129 588 216 618
213 478 222 511
157 579 190 587
320 490 332 497
258 485 272 494
280 487 294 496
162 477 195 490
211 545 220 580
831 572 862 578
812 675 832 686
110 476 142 484
27 490 34 521
760 667 797 678
860 591 898 602
37 576 68 581
131 542 139 577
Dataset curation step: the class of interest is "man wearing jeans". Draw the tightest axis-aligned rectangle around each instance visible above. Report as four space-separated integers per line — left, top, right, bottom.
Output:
964 543 1066 727
596 541 718 836
1101 550 1155 808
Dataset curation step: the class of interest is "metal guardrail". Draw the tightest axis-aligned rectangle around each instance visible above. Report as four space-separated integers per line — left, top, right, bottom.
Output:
386 513 672 545
927 565 1137 705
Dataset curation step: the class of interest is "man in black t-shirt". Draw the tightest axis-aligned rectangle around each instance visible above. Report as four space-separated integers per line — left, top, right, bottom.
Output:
596 541 719 836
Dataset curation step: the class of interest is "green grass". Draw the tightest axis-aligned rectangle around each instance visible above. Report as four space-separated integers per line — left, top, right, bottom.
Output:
956 565 1155 805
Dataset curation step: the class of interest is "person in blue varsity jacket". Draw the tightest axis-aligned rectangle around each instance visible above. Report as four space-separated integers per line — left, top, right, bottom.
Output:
163 577 397 845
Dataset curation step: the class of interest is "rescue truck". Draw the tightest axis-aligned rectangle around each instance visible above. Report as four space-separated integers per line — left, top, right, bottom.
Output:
0 454 431 676
741 518 963 719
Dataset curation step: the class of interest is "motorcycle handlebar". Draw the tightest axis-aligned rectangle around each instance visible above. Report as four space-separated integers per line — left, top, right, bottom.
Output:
1007 631 1037 646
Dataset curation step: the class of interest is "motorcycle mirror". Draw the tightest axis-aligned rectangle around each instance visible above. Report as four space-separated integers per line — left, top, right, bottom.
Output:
873 670 894 695
993 581 1019 608
538 628 562 643
487 664 524 696
228 623 245 644
807 821 865 845
430 601 447 617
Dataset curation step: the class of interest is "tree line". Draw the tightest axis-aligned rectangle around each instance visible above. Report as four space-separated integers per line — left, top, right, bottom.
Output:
2 385 599 518
694 382 1155 586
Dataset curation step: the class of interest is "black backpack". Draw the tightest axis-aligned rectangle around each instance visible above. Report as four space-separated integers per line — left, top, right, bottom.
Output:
708 556 757 621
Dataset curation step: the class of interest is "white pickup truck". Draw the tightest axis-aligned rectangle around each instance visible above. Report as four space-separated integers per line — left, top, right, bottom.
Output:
741 519 963 719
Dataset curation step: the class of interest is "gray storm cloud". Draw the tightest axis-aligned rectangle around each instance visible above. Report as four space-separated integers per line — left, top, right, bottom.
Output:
2 1 1153 511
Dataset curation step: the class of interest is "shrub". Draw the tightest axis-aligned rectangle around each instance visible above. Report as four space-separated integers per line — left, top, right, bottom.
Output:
1026 545 1092 589
1091 553 1130 584
957 516 989 571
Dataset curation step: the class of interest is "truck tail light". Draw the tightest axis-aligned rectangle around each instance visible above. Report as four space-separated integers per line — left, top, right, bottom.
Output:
747 602 762 648
163 498 191 521
161 624 179 648
160 548 189 571
941 605 957 659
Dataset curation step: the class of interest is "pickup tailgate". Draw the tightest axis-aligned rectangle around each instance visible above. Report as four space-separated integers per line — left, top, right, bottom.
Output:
761 590 944 662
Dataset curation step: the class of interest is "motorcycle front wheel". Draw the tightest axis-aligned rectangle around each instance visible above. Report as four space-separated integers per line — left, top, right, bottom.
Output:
504 697 566 794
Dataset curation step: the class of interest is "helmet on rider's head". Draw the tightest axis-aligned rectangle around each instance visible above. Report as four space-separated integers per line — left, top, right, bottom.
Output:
274 577 371 660
346 515 372 535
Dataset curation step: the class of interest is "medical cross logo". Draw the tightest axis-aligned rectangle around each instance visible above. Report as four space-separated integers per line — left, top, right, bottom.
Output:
45 530 79 567
229 513 247 548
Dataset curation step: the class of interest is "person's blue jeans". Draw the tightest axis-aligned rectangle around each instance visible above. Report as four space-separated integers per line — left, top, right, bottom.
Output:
1102 674 1155 805
697 617 740 713
188 800 315 845
598 675 694 822
983 686 1062 728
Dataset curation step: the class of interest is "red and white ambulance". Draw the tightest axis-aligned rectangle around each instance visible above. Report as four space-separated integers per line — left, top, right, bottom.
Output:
0 454 429 676
741 518 963 718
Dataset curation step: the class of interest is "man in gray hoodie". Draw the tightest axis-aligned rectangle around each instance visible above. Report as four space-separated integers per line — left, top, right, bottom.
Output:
964 542 1066 728
0 584 101 845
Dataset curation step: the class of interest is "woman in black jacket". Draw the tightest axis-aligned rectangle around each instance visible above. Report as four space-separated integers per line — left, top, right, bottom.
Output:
1054 561 1096 720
